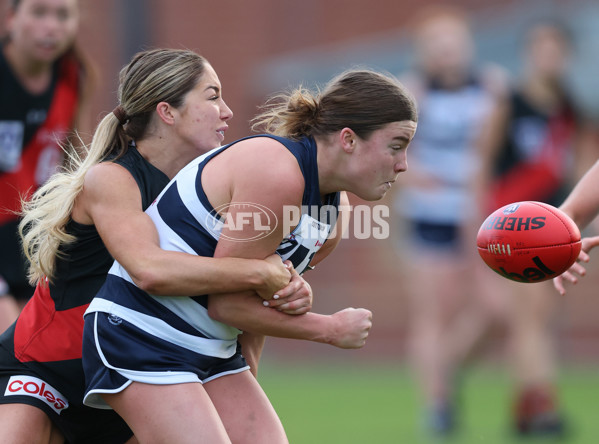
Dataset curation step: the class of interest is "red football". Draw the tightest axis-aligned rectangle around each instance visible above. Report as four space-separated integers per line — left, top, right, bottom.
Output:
477 201 581 283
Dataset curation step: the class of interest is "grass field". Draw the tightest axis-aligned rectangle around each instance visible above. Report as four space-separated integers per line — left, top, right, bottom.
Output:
258 360 599 444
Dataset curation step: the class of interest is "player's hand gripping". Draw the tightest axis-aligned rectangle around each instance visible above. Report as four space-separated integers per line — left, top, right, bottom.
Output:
254 254 292 300
327 308 373 349
263 264 313 315
553 235 599 295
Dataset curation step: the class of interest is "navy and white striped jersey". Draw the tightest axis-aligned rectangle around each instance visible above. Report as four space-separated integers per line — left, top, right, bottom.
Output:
395 75 493 224
85 134 340 359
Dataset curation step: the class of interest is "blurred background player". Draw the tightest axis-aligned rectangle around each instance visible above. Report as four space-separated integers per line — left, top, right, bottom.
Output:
392 5 507 435
0 0 94 332
481 19 596 437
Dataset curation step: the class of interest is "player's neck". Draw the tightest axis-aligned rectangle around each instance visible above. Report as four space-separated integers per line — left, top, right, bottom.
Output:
3 43 53 95
136 138 197 180
521 77 563 114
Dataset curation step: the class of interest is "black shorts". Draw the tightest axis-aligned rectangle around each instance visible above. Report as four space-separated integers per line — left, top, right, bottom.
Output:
0 220 35 301
0 341 132 444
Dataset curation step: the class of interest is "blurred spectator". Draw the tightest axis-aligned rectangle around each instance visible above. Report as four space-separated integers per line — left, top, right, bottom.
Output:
481 19 597 437
0 0 94 332
392 5 508 436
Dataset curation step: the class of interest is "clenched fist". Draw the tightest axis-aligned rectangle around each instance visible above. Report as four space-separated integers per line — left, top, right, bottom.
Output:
328 308 373 349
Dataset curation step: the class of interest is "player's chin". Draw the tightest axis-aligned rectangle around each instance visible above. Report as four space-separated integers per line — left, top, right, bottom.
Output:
373 186 391 200
35 48 61 63
367 190 388 201
353 185 388 201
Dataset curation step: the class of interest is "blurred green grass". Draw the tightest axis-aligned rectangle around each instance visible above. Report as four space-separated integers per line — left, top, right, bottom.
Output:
258 360 599 444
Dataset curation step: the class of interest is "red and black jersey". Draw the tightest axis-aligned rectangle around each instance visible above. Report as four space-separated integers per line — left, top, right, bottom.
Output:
0 146 169 406
491 89 578 209
0 49 81 224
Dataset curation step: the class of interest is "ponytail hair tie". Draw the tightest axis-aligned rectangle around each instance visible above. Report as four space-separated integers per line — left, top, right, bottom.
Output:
112 105 129 125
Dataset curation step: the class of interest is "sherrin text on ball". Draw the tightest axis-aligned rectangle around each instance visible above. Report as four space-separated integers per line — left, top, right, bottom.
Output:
477 201 581 283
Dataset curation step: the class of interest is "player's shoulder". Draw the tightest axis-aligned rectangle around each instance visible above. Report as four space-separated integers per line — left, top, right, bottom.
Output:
226 136 305 195
230 135 293 155
230 136 302 173
477 63 512 98
85 160 138 192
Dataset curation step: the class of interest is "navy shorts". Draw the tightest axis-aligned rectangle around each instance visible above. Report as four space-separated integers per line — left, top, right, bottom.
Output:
408 219 462 252
83 311 249 409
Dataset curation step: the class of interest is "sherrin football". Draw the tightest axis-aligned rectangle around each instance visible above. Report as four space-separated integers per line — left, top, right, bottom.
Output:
477 201 581 283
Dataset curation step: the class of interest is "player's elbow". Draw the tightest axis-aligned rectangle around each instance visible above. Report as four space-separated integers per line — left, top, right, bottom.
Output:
207 297 242 326
129 268 165 294
207 298 228 323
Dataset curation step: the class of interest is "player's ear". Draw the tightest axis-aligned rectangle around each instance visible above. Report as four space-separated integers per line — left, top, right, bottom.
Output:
340 128 356 153
155 102 176 125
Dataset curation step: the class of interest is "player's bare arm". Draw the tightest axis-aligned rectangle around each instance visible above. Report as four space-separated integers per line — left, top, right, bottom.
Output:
560 159 599 230
75 161 290 297
553 159 599 294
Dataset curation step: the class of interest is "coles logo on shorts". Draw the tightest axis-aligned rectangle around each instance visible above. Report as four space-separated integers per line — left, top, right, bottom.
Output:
4 375 69 414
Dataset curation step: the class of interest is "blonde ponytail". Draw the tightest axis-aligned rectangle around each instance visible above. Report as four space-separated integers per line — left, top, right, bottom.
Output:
19 114 123 285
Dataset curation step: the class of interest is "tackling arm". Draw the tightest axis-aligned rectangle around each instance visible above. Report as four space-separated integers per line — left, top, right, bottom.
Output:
77 161 291 298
